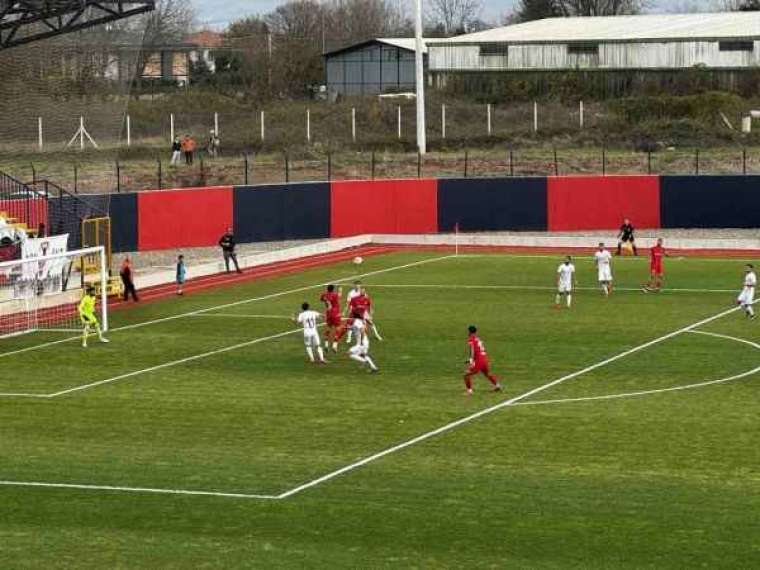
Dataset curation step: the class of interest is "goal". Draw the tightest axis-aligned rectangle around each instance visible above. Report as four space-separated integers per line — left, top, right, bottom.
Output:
0 246 108 339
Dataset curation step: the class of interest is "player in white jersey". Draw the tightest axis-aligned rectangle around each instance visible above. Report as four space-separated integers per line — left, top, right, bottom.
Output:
348 318 378 372
737 264 756 320
594 242 613 296
555 256 577 309
344 280 363 344
295 302 327 363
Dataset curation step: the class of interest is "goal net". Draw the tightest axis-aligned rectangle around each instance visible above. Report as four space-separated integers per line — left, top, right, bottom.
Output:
0 246 108 339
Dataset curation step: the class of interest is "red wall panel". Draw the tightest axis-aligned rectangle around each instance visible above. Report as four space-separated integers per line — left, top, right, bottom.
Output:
330 179 438 237
547 175 660 231
2 198 47 230
138 187 233 250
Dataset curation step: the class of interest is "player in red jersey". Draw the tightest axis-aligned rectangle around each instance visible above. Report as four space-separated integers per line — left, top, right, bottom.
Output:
464 325 502 395
320 284 342 352
643 238 667 292
338 286 383 342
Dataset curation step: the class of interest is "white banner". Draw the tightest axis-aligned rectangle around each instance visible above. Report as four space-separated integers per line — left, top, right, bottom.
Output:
18 234 70 296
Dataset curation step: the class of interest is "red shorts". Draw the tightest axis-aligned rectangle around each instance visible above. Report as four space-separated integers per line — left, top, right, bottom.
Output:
650 263 663 276
326 312 341 327
467 360 490 375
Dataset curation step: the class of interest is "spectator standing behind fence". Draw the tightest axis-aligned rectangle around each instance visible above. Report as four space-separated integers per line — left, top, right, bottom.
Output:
170 137 182 165
120 255 139 302
219 227 242 274
207 130 220 157
182 134 196 165
176 254 186 295
617 218 638 256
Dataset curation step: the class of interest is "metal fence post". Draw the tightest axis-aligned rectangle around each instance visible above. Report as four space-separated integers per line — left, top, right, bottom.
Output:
695 149 700 175
417 151 422 178
602 148 606 176
647 150 652 175
553 148 558 176
73 164 78 193
371 151 376 180
285 153 290 183
743 148 747 175
157 157 162 189
244 154 249 185
509 149 514 177
464 150 469 178
116 160 121 193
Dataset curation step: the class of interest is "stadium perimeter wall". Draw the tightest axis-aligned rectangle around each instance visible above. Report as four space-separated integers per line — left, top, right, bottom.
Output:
44 176 759 253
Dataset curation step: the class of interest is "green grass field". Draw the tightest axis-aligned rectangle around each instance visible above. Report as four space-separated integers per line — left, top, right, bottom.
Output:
1 250 758 568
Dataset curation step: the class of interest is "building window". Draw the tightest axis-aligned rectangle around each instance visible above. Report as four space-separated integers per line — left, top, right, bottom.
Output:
479 43 508 57
567 43 599 55
719 41 754 52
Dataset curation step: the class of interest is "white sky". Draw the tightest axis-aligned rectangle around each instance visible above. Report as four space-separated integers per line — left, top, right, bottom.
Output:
192 0 716 29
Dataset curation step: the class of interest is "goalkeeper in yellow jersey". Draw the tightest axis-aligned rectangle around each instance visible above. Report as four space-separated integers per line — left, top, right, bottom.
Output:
79 286 109 347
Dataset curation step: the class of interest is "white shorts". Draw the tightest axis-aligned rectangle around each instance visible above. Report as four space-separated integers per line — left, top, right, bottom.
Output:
349 340 369 357
303 331 321 348
738 287 755 306
558 282 572 294
598 267 613 282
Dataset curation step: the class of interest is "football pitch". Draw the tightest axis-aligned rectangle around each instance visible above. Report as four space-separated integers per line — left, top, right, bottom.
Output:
1 250 758 568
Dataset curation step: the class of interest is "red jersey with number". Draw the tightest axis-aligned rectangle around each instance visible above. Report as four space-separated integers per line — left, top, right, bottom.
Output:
320 291 340 315
468 334 489 365
349 294 371 318
650 245 665 273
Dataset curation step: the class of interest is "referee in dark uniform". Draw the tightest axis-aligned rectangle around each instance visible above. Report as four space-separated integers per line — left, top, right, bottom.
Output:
617 218 637 256
219 227 242 273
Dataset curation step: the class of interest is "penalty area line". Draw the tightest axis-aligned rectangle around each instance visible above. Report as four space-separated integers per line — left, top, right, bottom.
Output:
0 254 453 361
277 302 747 500
0 480 279 500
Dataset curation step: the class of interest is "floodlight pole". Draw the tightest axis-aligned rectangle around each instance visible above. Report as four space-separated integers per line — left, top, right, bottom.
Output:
414 0 426 155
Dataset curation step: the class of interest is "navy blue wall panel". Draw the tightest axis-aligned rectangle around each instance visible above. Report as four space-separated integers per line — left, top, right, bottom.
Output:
438 177 547 232
233 183 331 242
48 194 110 250
110 193 138 252
661 176 760 228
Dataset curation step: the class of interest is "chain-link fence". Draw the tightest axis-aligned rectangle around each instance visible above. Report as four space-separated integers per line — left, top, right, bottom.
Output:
5 146 758 194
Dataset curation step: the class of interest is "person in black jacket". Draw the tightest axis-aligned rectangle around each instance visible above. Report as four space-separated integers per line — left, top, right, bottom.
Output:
617 218 638 256
219 227 242 273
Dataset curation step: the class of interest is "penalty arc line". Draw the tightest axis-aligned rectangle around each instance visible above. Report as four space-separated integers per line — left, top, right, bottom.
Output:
0 254 454 361
276 302 747 500
515 330 760 408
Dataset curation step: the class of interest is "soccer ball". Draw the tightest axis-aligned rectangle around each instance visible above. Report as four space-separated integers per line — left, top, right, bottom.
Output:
353 256 364 265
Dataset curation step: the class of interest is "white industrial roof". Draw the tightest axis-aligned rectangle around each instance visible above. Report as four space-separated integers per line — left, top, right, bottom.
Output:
428 13 760 44
375 38 428 53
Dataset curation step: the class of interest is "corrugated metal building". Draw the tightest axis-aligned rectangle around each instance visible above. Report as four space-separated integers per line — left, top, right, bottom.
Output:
324 38 427 96
428 13 760 93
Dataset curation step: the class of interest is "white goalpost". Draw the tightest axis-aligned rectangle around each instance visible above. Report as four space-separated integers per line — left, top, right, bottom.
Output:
0 246 108 339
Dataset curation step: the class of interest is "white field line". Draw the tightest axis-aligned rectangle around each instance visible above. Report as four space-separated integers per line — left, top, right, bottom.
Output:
188 314 293 319
0 254 454 361
454 254 760 263
276 303 746 500
512 366 760 408
3 308 753 500
514 329 760 408
45 328 303 398
366 284 736 294
0 392 51 398
0 480 279 500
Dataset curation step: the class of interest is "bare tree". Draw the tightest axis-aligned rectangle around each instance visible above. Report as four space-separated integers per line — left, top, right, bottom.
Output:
427 0 484 35
555 0 647 15
718 0 760 9
512 0 562 22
